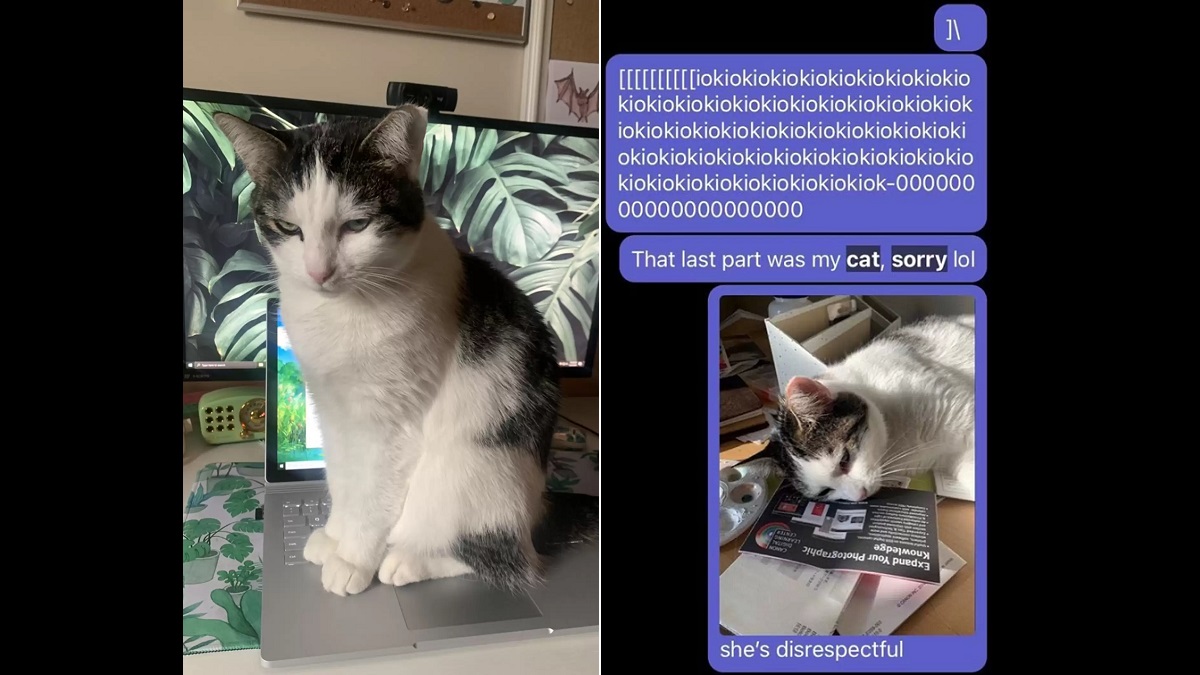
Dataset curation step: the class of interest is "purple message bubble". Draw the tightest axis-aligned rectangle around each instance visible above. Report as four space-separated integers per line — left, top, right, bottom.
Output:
605 54 987 233
935 5 988 52
708 285 987 673
620 236 985 283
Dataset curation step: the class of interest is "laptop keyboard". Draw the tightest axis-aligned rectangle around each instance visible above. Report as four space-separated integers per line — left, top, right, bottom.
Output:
280 493 332 566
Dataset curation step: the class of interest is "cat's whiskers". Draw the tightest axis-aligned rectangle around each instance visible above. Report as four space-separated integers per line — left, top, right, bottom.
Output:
881 440 944 469
880 451 923 471
356 271 420 296
877 435 913 461
350 277 410 304
879 449 922 471
878 465 925 478
360 266 420 284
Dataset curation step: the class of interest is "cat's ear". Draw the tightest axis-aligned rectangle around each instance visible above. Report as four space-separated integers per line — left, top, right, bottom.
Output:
361 105 427 181
213 113 287 186
784 376 834 421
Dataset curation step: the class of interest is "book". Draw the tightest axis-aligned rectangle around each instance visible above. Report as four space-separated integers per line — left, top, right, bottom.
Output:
719 376 766 430
739 485 941 584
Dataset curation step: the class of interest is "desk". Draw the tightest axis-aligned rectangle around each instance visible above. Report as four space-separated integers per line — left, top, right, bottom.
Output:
717 440 975 636
183 397 600 675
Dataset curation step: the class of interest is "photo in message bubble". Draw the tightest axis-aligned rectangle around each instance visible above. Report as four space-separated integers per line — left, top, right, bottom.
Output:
714 289 981 643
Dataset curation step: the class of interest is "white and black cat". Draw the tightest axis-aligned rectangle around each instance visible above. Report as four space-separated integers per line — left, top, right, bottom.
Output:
771 315 975 502
214 106 593 597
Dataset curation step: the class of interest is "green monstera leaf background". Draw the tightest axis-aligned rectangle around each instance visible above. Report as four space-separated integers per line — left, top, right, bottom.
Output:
183 100 599 367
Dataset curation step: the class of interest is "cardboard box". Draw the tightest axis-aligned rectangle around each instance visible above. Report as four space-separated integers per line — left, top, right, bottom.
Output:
766 296 900 388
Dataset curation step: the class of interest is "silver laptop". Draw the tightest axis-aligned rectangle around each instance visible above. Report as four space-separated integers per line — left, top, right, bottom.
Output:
260 299 599 667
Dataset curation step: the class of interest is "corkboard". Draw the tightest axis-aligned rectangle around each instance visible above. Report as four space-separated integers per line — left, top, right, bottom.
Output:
238 0 530 44
548 0 597 63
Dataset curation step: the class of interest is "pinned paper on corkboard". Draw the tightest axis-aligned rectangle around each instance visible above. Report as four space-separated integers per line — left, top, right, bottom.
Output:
540 0 598 128
544 61 599 127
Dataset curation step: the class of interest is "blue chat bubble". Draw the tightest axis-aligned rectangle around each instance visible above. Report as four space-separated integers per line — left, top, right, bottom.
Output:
605 54 987 233
707 284 988 672
620 235 985 283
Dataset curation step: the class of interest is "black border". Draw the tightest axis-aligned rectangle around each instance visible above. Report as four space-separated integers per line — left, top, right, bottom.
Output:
264 297 327 485
182 87 601 382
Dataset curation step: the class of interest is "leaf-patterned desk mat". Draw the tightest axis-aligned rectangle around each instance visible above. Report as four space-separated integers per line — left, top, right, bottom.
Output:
181 449 597 655
182 462 265 655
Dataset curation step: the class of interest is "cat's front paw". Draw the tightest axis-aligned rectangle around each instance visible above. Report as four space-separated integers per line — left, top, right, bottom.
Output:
336 532 385 572
304 527 338 565
378 549 422 587
320 552 374 596
378 549 472 587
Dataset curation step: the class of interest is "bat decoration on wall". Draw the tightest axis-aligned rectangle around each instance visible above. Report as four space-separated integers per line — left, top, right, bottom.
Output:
554 69 600 124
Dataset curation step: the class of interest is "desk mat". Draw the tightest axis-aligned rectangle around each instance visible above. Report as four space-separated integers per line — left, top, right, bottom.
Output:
183 462 266 655
182 451 598 655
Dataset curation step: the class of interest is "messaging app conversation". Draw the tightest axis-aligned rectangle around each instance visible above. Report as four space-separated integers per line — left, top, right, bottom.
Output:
602 3 990 673
606 54 987 234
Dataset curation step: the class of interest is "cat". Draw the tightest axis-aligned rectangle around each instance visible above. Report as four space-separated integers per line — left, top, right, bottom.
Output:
770 314 975 502
214 106 593 597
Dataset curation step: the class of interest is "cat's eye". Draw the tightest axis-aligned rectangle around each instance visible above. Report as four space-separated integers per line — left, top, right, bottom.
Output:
816 488 833 499
342 219 371 233
838 450 851 473
275 220 300 235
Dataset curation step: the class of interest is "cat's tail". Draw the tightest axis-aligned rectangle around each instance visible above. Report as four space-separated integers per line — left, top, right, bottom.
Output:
533 491 599 556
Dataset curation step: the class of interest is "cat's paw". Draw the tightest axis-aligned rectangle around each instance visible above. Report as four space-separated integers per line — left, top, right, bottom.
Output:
335 535 384 572
378 550 472 587
304 527 338 565
378 549 422 587
320 552 374 597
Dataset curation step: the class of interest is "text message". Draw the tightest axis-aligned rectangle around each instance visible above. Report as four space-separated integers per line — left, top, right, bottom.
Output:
605 54 987 232
620 236 985 282
719 639 904 663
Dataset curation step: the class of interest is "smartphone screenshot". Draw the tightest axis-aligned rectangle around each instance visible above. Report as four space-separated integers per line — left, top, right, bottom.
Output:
602 2 993 672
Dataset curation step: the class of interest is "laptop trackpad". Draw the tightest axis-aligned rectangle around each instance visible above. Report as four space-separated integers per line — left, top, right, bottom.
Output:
394 576 543 631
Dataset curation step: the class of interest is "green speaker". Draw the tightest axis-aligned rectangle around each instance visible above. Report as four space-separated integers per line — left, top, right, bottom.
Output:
198 386 267 445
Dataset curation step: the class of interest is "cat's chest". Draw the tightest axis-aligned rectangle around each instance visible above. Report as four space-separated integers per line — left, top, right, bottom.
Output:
283 307 408 377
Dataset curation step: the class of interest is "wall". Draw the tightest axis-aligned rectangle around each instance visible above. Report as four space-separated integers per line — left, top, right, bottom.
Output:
183 1 526 119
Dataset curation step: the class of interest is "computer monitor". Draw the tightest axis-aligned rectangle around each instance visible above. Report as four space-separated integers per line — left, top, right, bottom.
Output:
183 88 599 382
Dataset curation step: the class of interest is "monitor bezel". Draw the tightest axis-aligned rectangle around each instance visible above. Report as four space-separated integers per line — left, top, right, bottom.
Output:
265 298 326 484
183 87 600 382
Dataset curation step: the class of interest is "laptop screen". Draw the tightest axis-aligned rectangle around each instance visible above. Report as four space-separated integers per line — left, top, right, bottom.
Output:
267 301 326 483
272 308 326 472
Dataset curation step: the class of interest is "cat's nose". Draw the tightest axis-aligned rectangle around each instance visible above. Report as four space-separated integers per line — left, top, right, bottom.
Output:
308 267 335 285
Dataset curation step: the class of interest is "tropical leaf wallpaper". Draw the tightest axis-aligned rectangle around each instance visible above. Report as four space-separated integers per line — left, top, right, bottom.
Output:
183 101 599 367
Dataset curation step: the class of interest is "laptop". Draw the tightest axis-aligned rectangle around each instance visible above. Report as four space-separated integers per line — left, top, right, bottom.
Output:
260 298 599 667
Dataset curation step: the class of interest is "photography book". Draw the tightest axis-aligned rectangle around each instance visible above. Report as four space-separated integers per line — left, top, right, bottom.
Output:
739 485 941 584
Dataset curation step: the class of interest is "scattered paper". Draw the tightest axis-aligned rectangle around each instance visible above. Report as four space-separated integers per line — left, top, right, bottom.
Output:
933 463 975 502
720 554 859 636
835 541 966 636
720 309 767 331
